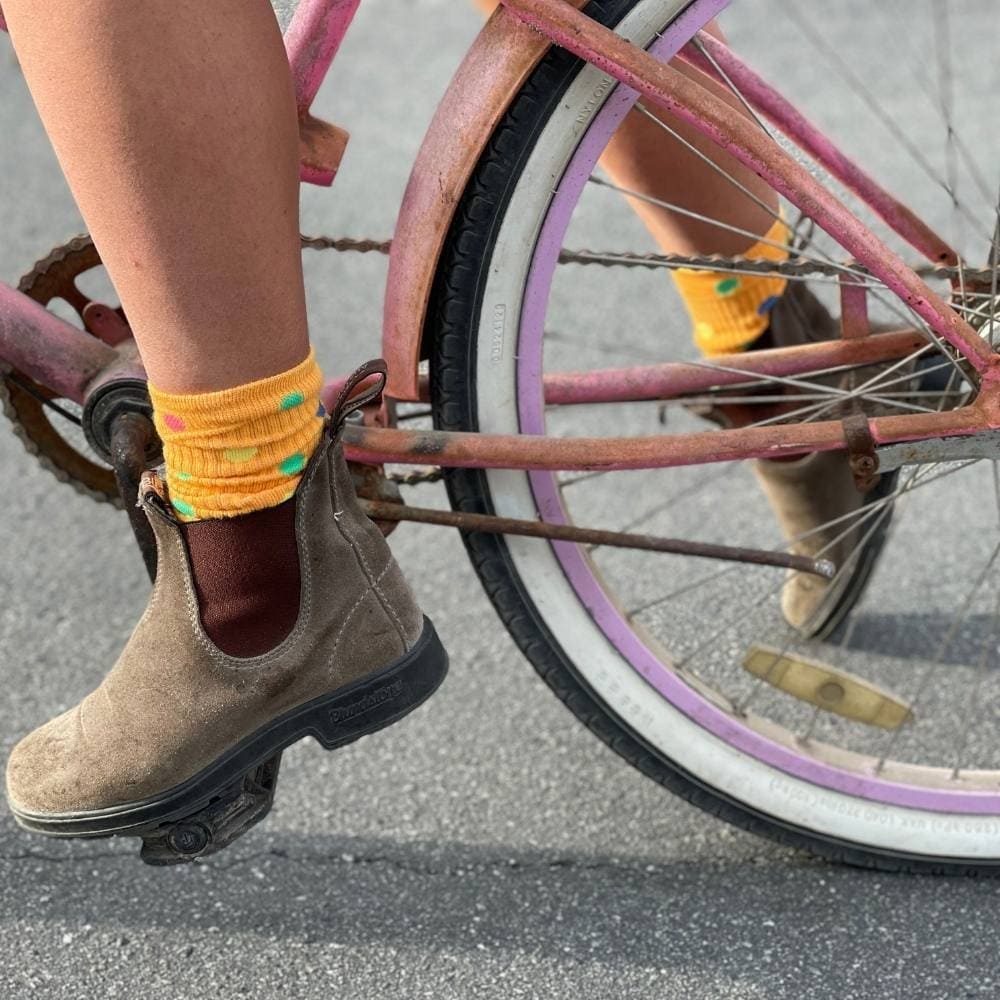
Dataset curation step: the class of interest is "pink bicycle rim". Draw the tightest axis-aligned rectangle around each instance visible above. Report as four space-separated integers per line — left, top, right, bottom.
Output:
517 0 1000 813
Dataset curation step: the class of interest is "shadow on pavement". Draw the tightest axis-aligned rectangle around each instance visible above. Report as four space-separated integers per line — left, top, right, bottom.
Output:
2 822 999 989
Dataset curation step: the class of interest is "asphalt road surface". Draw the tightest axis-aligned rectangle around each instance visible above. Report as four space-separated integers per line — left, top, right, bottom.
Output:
2 3 1000 998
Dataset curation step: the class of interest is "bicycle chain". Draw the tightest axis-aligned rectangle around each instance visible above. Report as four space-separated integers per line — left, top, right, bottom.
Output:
301 232 996 283
386 467 445 486
3 233 991 508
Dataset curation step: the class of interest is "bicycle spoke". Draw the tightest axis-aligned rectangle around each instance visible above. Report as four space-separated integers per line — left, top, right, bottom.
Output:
558 469 615 490
884 0 993 206
633 101 789 232
950 589 1000 778
586 175 881 285
681 32 837 269
658 388 965 408
673 484 904 672
683 346 947 424
674 457 977 702
625 459 978 620
877 535 1000 769
784 0 992 246
688 32 772 136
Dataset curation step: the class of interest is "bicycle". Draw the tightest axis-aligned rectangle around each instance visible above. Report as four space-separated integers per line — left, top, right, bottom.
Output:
2 0 999 872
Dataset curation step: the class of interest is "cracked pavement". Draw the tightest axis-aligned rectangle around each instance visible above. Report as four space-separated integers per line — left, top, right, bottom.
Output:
3 3 1000 998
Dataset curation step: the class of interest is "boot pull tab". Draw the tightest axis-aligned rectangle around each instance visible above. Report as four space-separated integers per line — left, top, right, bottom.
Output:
328 358 388 437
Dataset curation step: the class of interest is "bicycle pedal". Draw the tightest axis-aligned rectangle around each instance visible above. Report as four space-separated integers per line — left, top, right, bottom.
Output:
138 753 282 866
742 645 913 730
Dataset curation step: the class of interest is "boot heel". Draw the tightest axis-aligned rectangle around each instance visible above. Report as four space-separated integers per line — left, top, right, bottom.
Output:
305 617 448 750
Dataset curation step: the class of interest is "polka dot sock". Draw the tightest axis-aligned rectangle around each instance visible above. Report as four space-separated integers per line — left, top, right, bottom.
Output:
149 349 326 522
671 216 791 355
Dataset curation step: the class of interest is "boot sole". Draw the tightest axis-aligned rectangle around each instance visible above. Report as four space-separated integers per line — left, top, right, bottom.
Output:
10 616 448 838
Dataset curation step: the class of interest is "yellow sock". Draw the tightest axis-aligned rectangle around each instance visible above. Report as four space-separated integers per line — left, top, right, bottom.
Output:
671 216 790 355
149 349 325 521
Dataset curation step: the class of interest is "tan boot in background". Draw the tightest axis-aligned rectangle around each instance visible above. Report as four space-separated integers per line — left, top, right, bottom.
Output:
753 451 891 637
5 393 448 852
693 282 899 637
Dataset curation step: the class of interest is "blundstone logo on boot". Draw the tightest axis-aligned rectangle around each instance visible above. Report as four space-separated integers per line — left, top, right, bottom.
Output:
329 679 404 724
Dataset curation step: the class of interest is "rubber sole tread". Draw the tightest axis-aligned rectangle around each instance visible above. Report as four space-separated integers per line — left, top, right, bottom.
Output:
11 617 448 839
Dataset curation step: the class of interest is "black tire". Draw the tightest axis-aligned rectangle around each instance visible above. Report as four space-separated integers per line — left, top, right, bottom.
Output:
426 0 996 875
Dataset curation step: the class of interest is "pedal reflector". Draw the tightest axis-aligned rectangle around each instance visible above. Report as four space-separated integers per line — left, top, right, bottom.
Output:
742 645 913 730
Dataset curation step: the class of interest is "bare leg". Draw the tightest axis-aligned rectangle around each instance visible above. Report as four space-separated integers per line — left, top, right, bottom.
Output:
474 2 777 254
3 0 307 393
2 0 450 851
596 55 777 255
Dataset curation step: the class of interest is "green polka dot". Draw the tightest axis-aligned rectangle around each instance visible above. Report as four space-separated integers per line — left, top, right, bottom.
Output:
280 391 305 411
172 498 195 518
715 277 741 296
175 471 193 482
279 453 306 476
223 446 259 463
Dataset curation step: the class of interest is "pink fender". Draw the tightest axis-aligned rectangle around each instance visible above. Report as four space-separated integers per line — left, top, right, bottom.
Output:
382 3 587 402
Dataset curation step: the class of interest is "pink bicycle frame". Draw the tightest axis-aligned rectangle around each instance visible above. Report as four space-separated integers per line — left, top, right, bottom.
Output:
1 0 996 474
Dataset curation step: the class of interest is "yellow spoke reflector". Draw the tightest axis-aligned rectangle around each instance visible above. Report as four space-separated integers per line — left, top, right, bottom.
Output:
742 645 913 730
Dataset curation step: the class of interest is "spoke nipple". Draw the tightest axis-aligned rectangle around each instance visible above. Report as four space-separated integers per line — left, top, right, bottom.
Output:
815 558 836 580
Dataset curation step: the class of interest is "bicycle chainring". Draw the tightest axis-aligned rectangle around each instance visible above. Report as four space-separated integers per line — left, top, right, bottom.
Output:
1 236 124 506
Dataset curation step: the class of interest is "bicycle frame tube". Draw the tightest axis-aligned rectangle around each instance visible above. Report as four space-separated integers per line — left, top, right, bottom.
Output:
0 282 118 403
341 401 992 470
678 33 956 267
539 329 929 405
284 0 359 112
370 327 930 407
284 0 361 185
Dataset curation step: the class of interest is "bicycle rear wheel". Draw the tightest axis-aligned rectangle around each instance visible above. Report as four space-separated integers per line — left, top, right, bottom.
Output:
429 0 1000 871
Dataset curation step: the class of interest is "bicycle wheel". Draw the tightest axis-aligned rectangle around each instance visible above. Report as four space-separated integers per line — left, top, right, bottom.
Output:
429 0 1000 871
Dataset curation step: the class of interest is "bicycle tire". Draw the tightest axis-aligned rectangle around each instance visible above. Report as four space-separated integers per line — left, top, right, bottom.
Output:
427 0 999 875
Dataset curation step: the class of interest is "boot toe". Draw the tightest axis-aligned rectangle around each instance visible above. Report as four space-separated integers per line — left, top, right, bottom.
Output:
6 706 98 817
780 573 838 634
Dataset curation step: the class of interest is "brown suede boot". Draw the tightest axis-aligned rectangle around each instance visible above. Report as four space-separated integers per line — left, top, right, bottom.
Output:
694 283 899 637
752 450 891 637
5 367 448 850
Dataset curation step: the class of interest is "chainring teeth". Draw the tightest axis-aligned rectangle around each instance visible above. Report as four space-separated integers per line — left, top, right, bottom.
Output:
3 234 121 507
